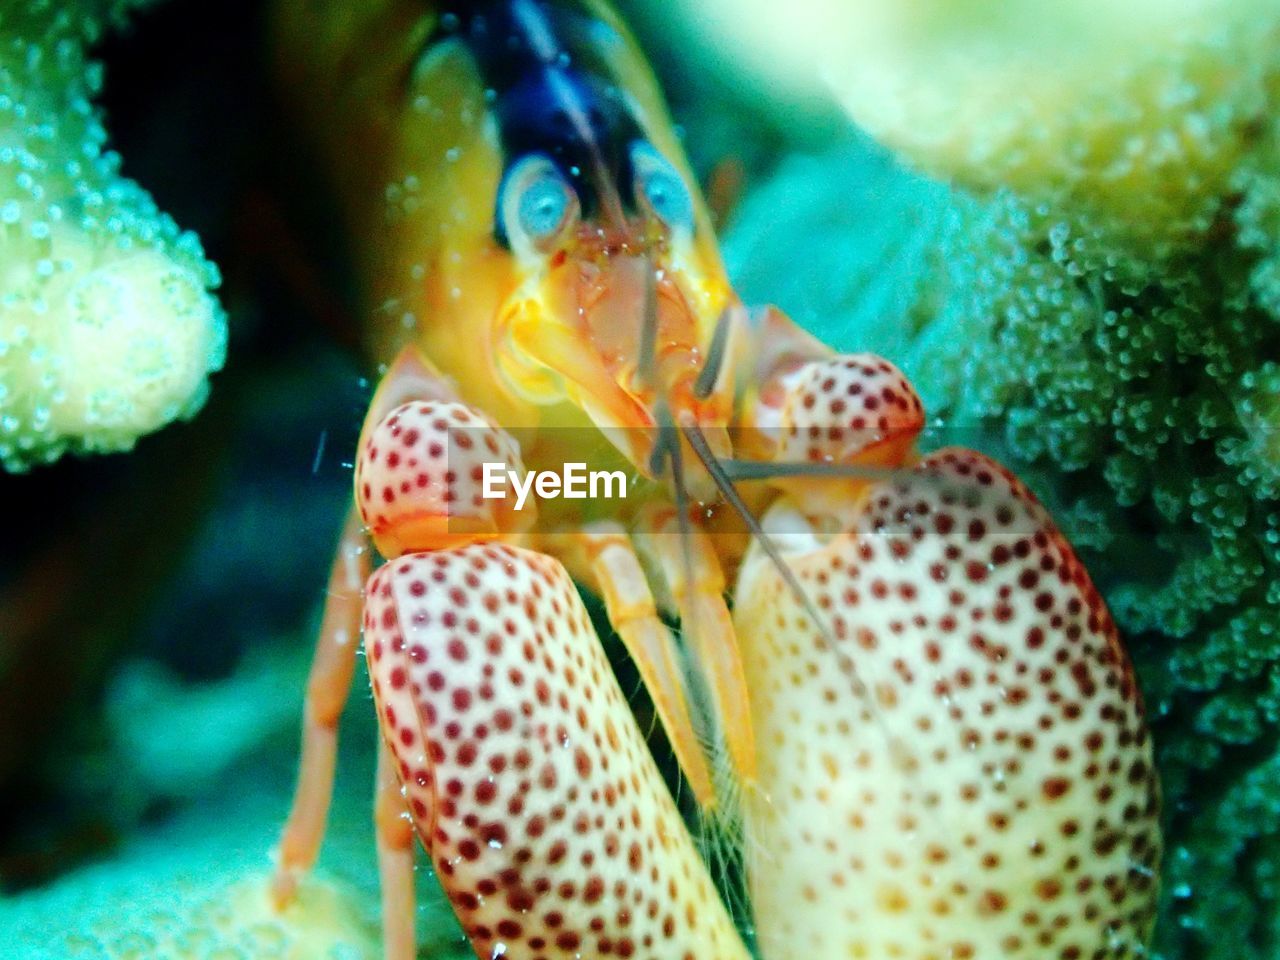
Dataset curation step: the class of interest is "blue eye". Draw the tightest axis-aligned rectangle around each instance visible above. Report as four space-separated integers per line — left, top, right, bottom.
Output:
518 174 571 238
500 155 579 254
631 142 694 232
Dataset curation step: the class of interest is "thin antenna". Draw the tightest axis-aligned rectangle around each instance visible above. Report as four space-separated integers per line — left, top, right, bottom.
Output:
693 306 733 401
680 422 872 705
718 458 897 483
647 402 722 802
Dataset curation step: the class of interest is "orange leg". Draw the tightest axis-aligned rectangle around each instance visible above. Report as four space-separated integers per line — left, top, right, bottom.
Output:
271 506 370 908
273 343 459 908
577 522 716 807
640 506 757 786
374 740 416 960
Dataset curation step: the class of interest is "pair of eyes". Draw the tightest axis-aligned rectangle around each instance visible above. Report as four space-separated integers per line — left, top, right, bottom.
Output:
499 142 695 253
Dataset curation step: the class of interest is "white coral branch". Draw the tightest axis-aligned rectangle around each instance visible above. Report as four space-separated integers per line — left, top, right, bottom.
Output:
0 0 227 471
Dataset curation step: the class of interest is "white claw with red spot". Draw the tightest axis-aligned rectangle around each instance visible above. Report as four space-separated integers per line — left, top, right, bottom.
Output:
351 392 750 959
736 434 1160 957
363 544 750 960
355 400 528 558
776 353 924 467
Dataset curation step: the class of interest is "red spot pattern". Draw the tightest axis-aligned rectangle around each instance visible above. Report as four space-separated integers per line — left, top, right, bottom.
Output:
777 354 924 464
354 401 523 553
736 447 1159 959
364 543 747 960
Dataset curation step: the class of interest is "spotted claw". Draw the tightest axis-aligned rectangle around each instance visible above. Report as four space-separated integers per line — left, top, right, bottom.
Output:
355 400 529 558
364 544 750 960
356 396 750 959
736 447 1161 959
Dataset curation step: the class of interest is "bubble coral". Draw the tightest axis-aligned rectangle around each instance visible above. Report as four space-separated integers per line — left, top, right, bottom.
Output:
0 0 226 471
723 13 1280 950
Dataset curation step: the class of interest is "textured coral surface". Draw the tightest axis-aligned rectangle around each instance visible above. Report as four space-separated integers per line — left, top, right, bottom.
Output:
0 0 225 470
1 777 380 959
774 0 1280 262
0 653 475 960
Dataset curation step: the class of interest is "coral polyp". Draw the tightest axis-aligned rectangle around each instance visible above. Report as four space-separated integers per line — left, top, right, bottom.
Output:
0 0 225 470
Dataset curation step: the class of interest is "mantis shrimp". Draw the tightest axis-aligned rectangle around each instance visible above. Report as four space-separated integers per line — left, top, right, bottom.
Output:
267 0 1162 957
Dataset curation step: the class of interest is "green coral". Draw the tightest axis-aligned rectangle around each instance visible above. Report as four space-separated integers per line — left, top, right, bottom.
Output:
0 0 226 471
725 99 1280 960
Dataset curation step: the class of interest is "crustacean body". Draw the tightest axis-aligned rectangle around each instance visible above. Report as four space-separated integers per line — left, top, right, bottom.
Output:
267 1 1161 957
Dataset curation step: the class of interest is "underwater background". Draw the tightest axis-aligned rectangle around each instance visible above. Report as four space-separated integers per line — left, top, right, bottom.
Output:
1 0 1278 957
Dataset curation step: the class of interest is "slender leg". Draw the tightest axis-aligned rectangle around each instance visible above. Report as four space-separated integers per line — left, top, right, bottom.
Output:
273 343 459 908
640 505 757 784
374 740 417 960
271 506 370 908
577 522 715 808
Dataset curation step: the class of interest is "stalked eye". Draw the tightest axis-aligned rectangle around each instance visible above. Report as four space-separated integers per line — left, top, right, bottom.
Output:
631 142 695 233
499 154 580 256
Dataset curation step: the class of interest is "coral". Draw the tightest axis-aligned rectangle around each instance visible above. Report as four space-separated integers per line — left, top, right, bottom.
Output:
724 139 956 368
103 647 312 805
724 121 1280 956
0 0 226 471
806 0 1280 263
1 642 473 959
0 782 382 960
